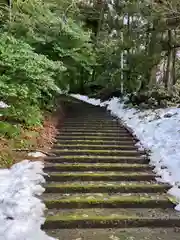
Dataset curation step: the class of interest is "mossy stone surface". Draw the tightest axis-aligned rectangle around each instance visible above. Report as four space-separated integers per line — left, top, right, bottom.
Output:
43 100 178 234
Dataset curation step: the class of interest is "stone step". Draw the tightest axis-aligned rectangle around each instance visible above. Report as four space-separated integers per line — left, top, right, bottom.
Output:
55 139 136 145
43 208 180 229
59 129 128 134
60 124 126 127
44 163 151 172
57 132 131 137
45 181 169 193
62 120 120 123
43 99 178 235
63 119 120 122
50 149 142 157
45 155 148 164
64 116 117 119
52 144 137 151
43 192 168 199
60 126 128 130
56 136 134 141
43 193 174 209
45 172 155 182
64 119 116 121
62 125 123 129
46 228 180 240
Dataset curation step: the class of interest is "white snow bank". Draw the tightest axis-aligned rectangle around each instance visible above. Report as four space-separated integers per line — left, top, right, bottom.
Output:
72 94 180 211
0 160 56 240
0 101 10 108
70 94 107 107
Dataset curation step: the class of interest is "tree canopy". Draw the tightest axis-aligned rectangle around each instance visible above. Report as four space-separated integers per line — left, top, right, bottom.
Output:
1 0 180 137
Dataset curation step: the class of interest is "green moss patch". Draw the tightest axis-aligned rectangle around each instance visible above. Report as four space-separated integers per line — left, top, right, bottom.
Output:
50 149 141 157
54 144 136 149
44 214 180 229
46 172 155 182
44 163 151 172
44 194 173 209
45 182 170 193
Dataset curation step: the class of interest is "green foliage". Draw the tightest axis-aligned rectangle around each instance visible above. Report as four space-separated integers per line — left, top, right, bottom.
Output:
0 122 21 138
0 0 96 138
82 0 180 103
0 32 65 127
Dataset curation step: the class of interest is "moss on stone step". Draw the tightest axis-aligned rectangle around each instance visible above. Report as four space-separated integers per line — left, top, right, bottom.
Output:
57 135 131 140
46 155 144 160
42 192 168 201
53 144 136 150
46 228 180 240
44 194 174 209
58 139 133 142
50 149 142 157
44 163 151 172
56 140 135 145
46 172 155 182
45 182 170 193
43 214 180 229
45 156 148 164
60 129 127 132
58 132 130 136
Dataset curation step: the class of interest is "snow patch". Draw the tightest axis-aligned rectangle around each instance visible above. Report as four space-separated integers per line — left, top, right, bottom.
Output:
0 101 10 108
0 160 56 240
70 94 108 107
28 152 47 158
72 94 180 210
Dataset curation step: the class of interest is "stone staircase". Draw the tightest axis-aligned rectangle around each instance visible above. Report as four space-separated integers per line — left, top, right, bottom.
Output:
42 98 180 240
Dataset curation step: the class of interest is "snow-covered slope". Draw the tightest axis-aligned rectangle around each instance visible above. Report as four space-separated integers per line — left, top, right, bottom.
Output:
72 94 180 211
0 160 56 240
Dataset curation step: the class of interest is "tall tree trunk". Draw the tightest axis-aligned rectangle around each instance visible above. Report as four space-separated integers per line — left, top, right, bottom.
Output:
172 30 177 85
126 13 131 82
165 30 174 91
91 0 105 83
172 47 176 85
145 20 159 88
95 0 105 41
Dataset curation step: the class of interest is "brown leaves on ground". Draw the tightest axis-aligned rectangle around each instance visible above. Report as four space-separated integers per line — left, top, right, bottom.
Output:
0 109 64 168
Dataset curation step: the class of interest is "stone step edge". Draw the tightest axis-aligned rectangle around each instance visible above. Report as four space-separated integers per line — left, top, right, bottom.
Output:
55 140 136 145
53 144 137 148
50 150 143 156
44 196 174 209
45 183 170 193
45 172 155 181
50 149 139 152
44 164 152 172
45 155 145 160
43 216 180 229
45 158 148 164
56 136 133 139
58 129 128 131
57 133 131 136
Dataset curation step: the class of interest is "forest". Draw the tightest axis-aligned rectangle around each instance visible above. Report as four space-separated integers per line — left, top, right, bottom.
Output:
0 0 180 160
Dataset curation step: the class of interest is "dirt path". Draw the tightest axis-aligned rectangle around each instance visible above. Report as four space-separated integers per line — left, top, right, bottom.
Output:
42 98 180 240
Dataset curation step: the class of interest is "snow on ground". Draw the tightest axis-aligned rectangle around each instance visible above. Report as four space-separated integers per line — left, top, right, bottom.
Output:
0 160 56 240
0 101 9 108
0 101 10 117
28 152 47 158
71 94 107 107
72 94 180 211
